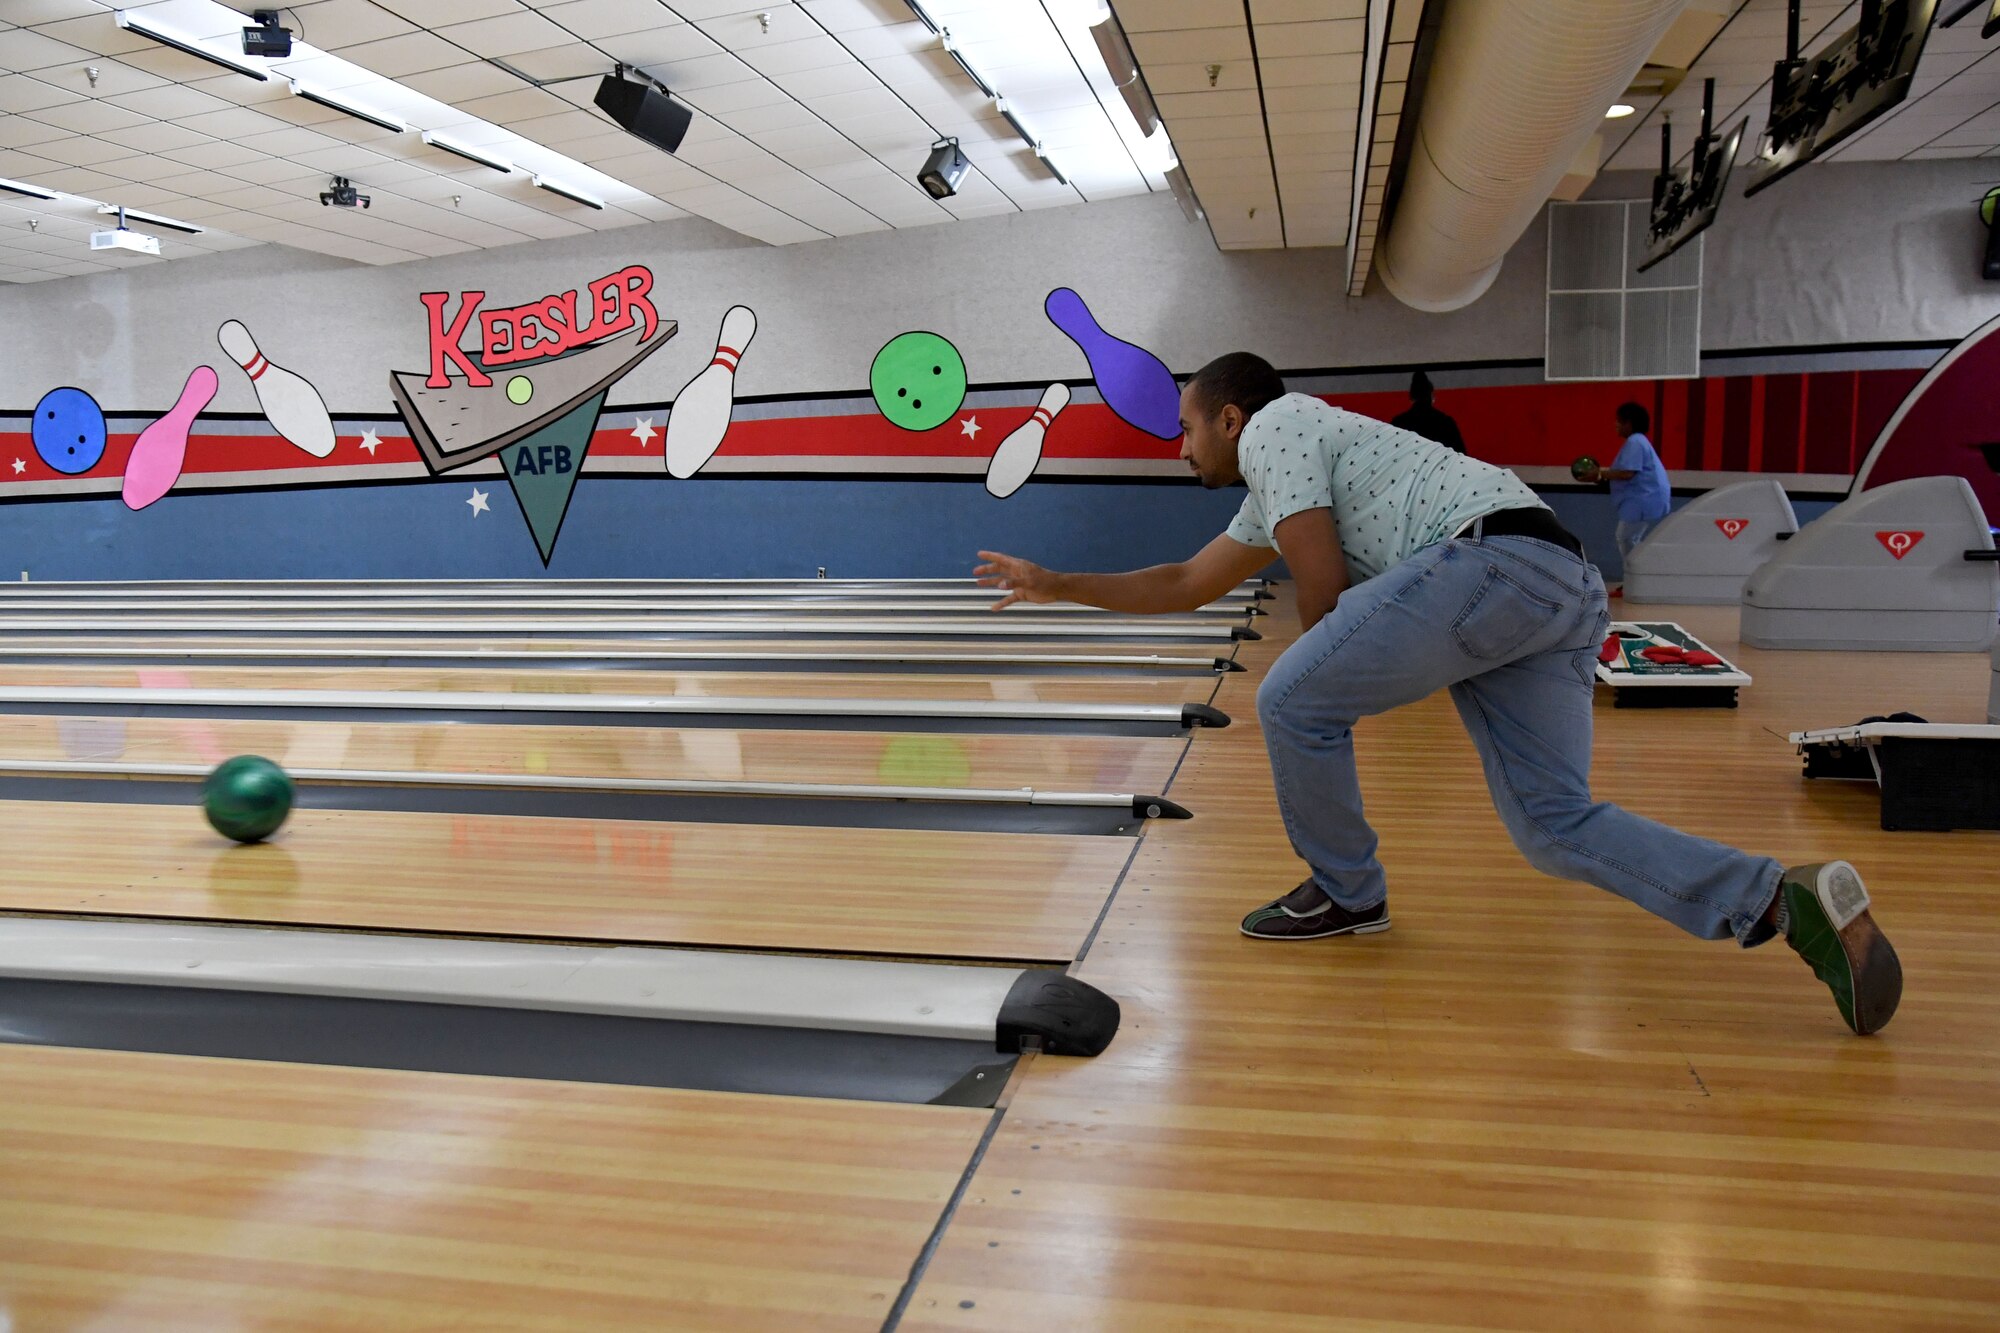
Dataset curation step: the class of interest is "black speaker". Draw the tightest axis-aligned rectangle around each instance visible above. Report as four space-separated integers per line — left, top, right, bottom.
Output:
594 75 692 155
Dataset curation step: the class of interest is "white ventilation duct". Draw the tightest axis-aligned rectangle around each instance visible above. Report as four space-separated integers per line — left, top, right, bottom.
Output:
1377 0 1688 312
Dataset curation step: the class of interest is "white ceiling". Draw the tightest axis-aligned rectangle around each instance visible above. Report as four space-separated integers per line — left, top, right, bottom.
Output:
1605 0 2000 174
1111 0 1372 251
0 0 1172 282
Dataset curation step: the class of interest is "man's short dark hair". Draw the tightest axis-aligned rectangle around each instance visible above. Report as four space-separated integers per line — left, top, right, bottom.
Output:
1186 352 1285 421
1616 402 1650 434
1409 369 1433 404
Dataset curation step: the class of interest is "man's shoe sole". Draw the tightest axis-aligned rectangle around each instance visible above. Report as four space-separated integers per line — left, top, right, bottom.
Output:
1784 861 1902 1036
1238 917 1392 941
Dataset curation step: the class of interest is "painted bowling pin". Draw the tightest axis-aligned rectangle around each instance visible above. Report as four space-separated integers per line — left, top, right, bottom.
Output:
218 319 335 458
666 305 757 479
1044 287 1181 440
123 365 216 511
986 382 1070 499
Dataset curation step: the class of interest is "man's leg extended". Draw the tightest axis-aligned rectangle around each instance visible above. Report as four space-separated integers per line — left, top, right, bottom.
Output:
1249 538 1587 932
1449 643 1783 944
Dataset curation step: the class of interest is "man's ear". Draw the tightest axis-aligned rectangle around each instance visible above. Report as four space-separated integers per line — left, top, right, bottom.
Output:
1220 404 1244 439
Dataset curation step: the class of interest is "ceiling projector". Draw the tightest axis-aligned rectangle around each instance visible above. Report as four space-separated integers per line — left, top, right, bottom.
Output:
90 226 160 256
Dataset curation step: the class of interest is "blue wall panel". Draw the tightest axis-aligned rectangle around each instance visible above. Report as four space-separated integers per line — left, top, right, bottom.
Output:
0 481 1839 583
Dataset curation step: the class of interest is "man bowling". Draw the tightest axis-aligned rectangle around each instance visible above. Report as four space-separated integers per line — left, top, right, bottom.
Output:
975 353 1900 1037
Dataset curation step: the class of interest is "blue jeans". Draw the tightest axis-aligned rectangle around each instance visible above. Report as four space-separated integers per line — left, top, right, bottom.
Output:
1256 535 1783 945
1615 517 1657 564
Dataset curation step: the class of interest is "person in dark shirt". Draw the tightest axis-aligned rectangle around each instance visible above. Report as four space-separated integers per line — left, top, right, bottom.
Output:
1390 370 1466 454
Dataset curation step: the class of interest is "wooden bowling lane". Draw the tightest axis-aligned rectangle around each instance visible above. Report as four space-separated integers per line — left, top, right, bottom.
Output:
0 663 1219 707
0 595 1257 617
0 1043 988 1330
0 799 1131 962
0 614 1248 641
0 714 1187 794
0 635 1245 674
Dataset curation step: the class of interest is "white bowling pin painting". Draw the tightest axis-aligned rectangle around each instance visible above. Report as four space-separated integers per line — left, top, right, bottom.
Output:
217 319 337 458
665 305 757 479
986 382 1071 499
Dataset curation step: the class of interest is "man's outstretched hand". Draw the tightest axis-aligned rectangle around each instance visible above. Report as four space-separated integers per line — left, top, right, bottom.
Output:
975 550 1062 611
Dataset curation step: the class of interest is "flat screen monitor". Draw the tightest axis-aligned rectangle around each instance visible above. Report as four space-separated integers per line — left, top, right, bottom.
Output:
1744 0 1938 196
1640 118 1748 272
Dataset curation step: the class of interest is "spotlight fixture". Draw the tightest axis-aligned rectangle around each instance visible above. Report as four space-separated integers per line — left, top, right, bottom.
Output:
290 81 407 134
319 176 371 209
918 137 970 199
241 9 293 58
115 10 271 82
422 131 513 174
1606 103 1636 118
532 174 605 210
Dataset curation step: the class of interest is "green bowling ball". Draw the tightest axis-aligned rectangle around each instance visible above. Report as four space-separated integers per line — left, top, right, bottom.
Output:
202 755 295 843
1570 455 1599 482
870 331 968 432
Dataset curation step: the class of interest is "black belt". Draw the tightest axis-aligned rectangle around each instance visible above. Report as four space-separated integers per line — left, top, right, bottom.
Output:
1465 506 1583 557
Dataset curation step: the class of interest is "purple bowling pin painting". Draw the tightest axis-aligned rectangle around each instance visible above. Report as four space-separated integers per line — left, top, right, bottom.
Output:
1044 288 1182 440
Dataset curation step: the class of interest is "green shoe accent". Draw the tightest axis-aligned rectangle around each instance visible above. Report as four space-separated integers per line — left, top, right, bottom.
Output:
1780 861 1903 1036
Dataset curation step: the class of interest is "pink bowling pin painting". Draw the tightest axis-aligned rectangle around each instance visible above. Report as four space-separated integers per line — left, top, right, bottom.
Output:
122 365 216 511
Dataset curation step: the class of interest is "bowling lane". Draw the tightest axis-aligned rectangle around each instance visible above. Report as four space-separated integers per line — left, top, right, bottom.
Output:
0 714 1185 793
0 635 1245 675
0 1044 990 1330
0 596 1257 617
0 614 1250 642
0 572 1272 588
0 663 1220 707
0 800 1129 962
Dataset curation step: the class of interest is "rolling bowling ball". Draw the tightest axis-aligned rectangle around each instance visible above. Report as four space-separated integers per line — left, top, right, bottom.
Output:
1570 455 1598 482
202 755 295 843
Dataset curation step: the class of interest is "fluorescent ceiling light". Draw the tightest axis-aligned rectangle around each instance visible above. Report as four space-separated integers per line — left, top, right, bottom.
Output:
0 177 59 201
114 10 271 82
422 132 513 174
1055 0 1113 24
1165 165 1204 223
291 81 407 134
1607 103 1636 118
97 204 202 234
996 99 1068 185
533 175 604 210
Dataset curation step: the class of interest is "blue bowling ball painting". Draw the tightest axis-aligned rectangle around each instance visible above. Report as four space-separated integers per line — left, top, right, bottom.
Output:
32 386 107 475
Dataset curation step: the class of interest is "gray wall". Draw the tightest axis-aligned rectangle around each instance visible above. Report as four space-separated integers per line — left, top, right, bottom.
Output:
4 155 1996 421
1590 157 2000 349
0 191 1547 418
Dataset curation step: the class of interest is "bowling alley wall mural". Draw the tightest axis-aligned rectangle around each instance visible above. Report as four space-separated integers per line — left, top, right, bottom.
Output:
5 262 1997 564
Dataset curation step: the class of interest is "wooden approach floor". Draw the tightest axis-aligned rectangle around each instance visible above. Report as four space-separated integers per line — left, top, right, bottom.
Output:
5 592 1998 1330
898 595 2000 1330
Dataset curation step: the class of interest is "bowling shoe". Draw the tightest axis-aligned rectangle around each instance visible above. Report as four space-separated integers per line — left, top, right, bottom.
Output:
1775 861 1903 1036
1239 879 1391 940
